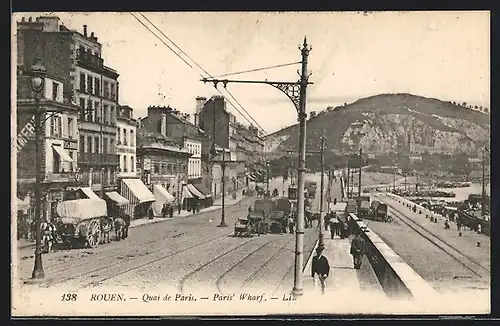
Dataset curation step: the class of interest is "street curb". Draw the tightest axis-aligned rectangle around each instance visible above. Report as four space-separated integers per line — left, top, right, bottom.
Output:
129 195 250 229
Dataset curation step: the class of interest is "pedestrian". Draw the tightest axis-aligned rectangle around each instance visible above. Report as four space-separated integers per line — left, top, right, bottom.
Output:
329 215 339 239
168 205 174 219
477 223 482 234
177 201 182 214
161 203 168 218
333 198 337 205
350 231 366 269
338 218 346 239
444 220 450 229
288 216 295 234
324 212 331 231
147 206 154 219
311 246 330 294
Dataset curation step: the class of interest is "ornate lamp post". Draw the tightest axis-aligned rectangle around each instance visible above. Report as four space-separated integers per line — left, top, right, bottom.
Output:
29 58 47 279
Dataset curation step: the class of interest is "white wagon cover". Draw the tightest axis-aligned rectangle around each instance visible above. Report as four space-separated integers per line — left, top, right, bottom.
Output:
56 199 107 221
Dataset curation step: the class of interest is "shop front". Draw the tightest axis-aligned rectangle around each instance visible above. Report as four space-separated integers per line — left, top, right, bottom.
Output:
120 178 156 219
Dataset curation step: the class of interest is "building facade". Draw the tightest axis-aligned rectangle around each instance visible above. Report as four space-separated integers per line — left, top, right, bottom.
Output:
139 106 206 198
17 72 80 222
116 105 138 179
16 16 120 197
136 131 191 200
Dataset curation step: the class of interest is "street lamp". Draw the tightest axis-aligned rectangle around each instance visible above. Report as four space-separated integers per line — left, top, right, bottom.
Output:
266 161 270 196
30 58 47 280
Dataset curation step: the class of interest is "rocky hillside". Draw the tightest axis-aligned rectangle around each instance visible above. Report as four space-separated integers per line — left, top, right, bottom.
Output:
265 93 490 155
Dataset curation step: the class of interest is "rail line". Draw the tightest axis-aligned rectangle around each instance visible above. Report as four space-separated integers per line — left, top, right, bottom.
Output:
377 194 490 279
27 202 251 276
44 231 235 287
178 237 258 295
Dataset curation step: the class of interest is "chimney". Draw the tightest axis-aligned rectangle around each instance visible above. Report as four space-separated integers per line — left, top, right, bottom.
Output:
83 24 88 36
161 114 167 136
194 113 199 126
195 96 206 114
21 17 25 22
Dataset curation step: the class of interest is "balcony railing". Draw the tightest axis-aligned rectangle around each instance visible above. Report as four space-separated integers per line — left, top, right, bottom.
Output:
45 172 82 183
77 51 104 68
78 153 119 166
80 170 117 187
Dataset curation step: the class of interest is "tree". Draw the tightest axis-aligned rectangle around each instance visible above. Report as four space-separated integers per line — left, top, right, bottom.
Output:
484 107 489 113
462 102 467 107
309 111 317 119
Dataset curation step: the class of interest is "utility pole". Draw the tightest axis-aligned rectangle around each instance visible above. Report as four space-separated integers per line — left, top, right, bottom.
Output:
266 161 270 196
201 37 312 298
358 147 362 216
327 165 332 212
393 170 396 192
219 149 227 227
415 171 419 193
318 136 326 250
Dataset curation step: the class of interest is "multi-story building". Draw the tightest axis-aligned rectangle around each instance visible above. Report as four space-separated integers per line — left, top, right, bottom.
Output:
116 105 138 179
139 105 209 200
16 16 120 197
17 72 80 222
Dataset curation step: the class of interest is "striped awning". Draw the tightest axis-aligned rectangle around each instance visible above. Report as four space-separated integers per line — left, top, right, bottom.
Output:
79 187 100 200
187 184 205 199
247 174 256 181
52 145 74 162
120 178 155 204
105 191 130 206
182 185 193 200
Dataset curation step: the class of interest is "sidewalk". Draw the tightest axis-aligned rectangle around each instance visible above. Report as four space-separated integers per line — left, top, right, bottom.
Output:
17 189 249 249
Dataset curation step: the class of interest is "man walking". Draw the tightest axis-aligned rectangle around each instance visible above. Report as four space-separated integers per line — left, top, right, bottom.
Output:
350 231 366 269
311 246 330 294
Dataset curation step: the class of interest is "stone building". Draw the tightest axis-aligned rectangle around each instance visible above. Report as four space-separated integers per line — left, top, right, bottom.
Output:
116 105 138 179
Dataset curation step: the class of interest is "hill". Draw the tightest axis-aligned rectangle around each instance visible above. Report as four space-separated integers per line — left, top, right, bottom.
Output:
265 93 490 155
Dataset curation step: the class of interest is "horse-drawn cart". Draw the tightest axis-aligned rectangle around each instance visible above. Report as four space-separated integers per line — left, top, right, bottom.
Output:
55 198 111 248
234 217 255 237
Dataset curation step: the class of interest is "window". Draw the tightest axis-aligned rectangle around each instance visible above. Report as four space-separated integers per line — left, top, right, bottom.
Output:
52 81 59 100
130 156 134 172
110 138 115 153
80 135 85 153
110 83 116 100
154 163 160 174
86 99 93 122
103 136 108 154
79 98 85 121
94 77 100 96
95 136 100 154
123 129 127 145
117 128 121 144
68 151 74 171
79 73 86 92
123 155 127 172
130 130 135 146
103 81 109 98
67 117 74 138
110 106 115 124
103 105 108 124
53 148 60 173
95 101 101 123
87 136 92 153
87 74 93 94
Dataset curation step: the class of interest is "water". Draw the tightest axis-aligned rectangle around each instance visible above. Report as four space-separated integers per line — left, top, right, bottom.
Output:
433 183 491 202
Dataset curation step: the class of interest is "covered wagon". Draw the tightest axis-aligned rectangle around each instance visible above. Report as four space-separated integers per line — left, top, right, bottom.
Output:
55 198 109 248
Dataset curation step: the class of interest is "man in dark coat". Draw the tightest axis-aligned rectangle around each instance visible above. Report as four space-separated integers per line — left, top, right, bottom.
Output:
350 232 366 269
311 246 330 294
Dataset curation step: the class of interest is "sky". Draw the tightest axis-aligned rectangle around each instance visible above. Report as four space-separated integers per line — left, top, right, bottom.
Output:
13 11 490 135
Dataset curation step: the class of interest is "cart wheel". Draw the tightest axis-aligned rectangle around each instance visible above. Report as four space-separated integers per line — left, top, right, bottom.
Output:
87 220 101 248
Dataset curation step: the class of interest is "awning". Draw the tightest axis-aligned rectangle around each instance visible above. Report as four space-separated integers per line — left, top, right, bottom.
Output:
247 174 256 181
182 185 193 200
79 187 100 200
120 178 156 204
152 185 175 216
192 182 212 198
52 145 74 162
105 191 130 206
187 184 205 199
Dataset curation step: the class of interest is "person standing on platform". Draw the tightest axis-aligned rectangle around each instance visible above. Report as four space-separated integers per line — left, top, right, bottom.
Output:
311 246 330 294
350 231 366 269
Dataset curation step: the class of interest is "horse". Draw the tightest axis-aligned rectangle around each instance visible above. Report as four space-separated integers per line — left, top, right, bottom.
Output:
100 216 113 244
114 217 126 241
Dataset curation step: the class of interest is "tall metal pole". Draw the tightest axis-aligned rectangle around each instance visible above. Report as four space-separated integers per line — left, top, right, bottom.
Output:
358 147 362 215
292 37 311 298
219 149 227 227
415 171 419 193
266 162 270 196
318 136 325 250
32 96 45 279
327 165 332 213
481 148 486 217
393 170 396 192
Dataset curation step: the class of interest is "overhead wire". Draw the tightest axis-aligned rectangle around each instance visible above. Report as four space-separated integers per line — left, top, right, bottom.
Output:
131 13 283 146
136 12 274 138
212 61 301 78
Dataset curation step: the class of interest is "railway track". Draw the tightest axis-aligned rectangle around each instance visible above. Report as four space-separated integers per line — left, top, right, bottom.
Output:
43 230 235 287
376 194 490 279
